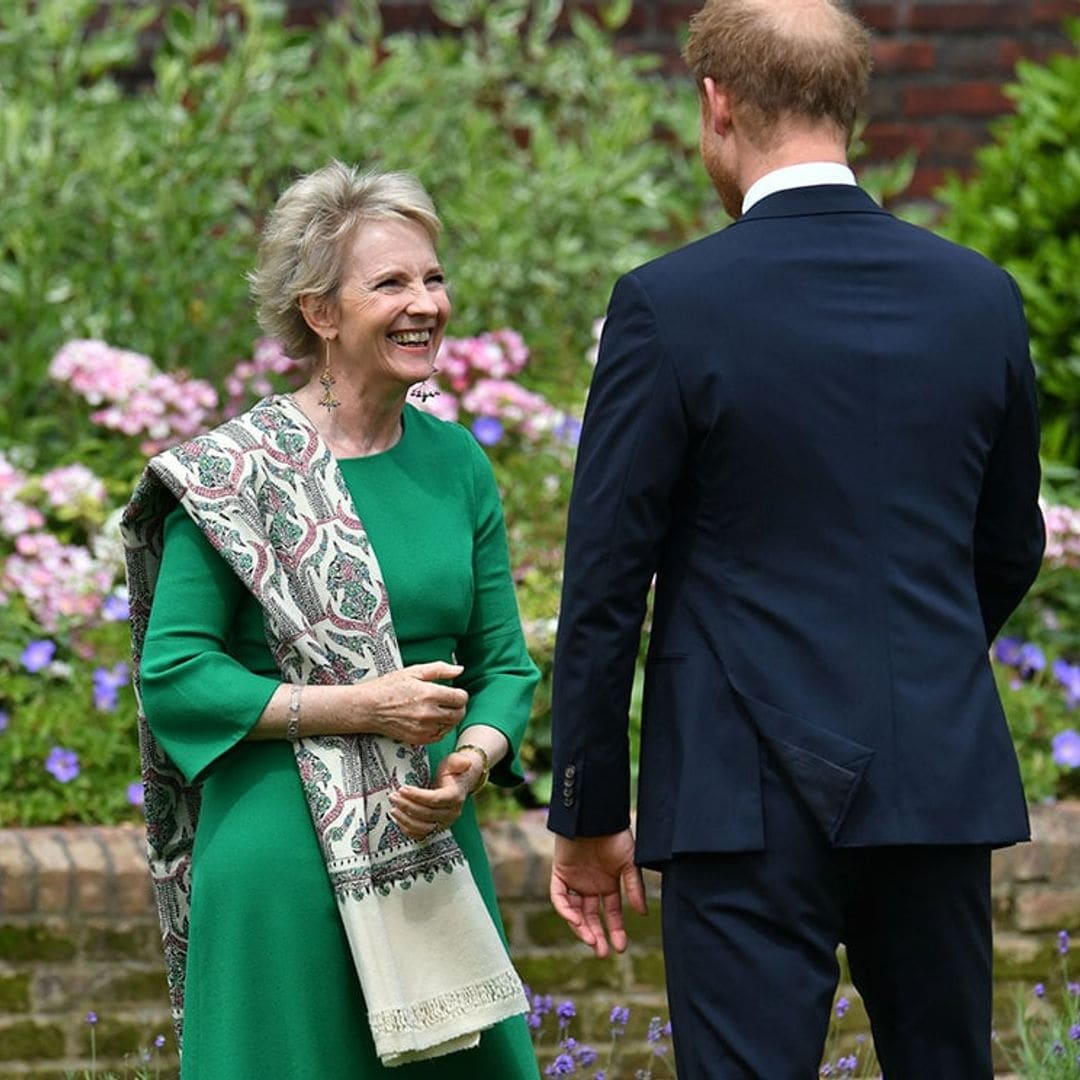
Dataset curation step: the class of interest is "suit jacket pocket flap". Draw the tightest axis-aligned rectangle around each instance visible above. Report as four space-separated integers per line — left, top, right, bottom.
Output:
730 683 875 842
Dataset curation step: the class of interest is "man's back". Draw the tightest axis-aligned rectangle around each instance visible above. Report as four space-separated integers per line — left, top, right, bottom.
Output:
557 185 1043 858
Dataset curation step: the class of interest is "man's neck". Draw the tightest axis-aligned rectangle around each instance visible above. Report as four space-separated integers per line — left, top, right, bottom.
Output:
738 133 849 198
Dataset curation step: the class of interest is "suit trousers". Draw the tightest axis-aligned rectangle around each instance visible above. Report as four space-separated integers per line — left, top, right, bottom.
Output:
659 754 993 1079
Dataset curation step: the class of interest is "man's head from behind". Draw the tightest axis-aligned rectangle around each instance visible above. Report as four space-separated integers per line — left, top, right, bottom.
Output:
684 0 871 213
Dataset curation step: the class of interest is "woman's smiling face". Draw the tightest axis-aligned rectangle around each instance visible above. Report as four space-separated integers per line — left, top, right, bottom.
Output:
332 216 451 394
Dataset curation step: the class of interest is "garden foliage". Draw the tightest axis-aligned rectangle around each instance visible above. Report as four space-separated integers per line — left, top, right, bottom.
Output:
935 20 1080 804
938 18 1080 474
0 0 1078 824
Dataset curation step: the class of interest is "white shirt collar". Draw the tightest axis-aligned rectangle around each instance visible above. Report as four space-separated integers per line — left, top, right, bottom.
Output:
742 162 857 214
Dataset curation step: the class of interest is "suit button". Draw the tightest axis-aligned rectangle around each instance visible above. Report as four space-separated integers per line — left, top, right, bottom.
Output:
564 765 576 778
563 796 574 807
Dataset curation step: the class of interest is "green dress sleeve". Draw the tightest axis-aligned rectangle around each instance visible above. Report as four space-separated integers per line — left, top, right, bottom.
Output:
139 504 281 784
456 434 540 787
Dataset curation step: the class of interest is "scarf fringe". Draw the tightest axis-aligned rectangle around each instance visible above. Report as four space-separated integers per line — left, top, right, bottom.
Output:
368 968 525 1037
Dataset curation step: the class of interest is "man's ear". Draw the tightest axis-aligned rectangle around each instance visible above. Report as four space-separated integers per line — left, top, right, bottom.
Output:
702 77 733 137
298 293 338 340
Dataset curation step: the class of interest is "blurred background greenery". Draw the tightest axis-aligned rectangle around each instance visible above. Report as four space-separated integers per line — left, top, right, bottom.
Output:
0 0 1077 826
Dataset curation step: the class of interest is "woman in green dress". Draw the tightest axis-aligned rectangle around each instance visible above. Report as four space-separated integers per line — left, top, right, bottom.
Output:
124 162 541 1079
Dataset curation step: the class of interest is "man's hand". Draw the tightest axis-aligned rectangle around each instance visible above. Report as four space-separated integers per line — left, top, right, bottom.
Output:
550 830 648 959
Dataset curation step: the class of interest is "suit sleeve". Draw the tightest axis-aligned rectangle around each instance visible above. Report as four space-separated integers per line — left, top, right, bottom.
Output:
973 273 1045 643
548 272 689 837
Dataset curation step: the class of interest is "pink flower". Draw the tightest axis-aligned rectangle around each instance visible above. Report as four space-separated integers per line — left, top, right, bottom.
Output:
0 453 45 538
50 340 154 404
2 532 116 630
39 464 107 509
1042 502 1080 568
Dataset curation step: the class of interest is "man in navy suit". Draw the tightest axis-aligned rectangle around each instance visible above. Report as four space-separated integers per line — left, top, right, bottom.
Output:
546 0 1045 1075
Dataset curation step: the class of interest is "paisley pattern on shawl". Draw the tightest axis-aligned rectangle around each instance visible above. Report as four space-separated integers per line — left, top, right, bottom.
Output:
121 394 526 1064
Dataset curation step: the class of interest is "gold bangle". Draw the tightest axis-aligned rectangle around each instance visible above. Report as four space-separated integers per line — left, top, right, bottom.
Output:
455 743 490 793
286 684 302 741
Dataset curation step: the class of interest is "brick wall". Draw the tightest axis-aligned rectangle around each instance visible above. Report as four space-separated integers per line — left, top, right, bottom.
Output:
2 804 1079 1077
287 0 1080 201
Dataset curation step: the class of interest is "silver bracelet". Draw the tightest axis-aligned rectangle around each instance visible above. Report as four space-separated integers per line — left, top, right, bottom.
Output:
286 684 302 741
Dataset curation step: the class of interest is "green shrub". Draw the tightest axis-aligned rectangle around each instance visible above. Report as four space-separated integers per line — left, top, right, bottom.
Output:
0 0 719 451
937 19 1080 472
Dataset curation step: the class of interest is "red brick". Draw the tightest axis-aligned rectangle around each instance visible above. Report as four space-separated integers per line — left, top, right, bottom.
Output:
905 164 961 199
33 834 75 914
864 120 932 157
935 125 989 159
903 80 1013 116
1000 38 1067 68
909 3 1029 31
0 832 35 915
59 830 109 915
939 36 1022 75
1014 885 1080 931
655 3 704 32
872 39 937 73
1032 0 1080 26
853 3 901 31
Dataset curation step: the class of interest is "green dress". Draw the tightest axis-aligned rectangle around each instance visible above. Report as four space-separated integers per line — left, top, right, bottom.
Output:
139 406 541 1080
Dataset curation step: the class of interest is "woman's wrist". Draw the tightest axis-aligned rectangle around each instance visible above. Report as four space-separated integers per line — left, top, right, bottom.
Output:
454 743 491 793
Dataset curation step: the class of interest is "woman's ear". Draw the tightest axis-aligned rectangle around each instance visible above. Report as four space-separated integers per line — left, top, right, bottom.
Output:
299 293 339 340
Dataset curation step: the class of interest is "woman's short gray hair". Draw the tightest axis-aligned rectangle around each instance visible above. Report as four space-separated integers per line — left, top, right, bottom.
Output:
249 161 441 360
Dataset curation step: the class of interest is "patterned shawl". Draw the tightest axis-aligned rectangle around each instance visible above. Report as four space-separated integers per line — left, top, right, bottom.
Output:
121 394 527 1066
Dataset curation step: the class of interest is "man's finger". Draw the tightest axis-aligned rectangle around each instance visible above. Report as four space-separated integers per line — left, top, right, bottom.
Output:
580 893 610 959
601 889 629 953
623 865 649 916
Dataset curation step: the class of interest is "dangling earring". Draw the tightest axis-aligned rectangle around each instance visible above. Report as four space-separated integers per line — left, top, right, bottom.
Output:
409 366 440 403
318 338 339 411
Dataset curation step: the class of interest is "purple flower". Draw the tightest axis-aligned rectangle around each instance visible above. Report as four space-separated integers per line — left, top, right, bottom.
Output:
820 1066 833 1078
545 1053 575 1076
609 1005 630 1028
555 415 583 448
154 1034 165 1048
1053 659 1080 708
21 639 56 673
101 593 130 621
575 1046 598 1067
647 1016 669 1049
471 415 504 447
1059 929 1071 955
838 1055 858 1073
527 1012 542 1030
92 662 129 713
1018 642 1046 678
557 1000 576 1027
46 746 80 783
993 637 1023 666
1034 982 1046 998
1070 1023 1080 1041
1052 729 1080 769
126 781 145 807
0 710 8 733
835 996 850 1018
85 1011 98 1025
1068 981 1080 996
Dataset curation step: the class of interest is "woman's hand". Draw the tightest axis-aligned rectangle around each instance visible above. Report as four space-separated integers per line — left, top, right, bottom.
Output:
389 749 485 840
355 662 468 745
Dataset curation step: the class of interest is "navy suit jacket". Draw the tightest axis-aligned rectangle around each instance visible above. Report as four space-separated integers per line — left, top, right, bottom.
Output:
548 185 1044 866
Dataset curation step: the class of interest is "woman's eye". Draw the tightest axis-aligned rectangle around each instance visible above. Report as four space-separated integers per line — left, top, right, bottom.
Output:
376 278 402 290
426 274 446 287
